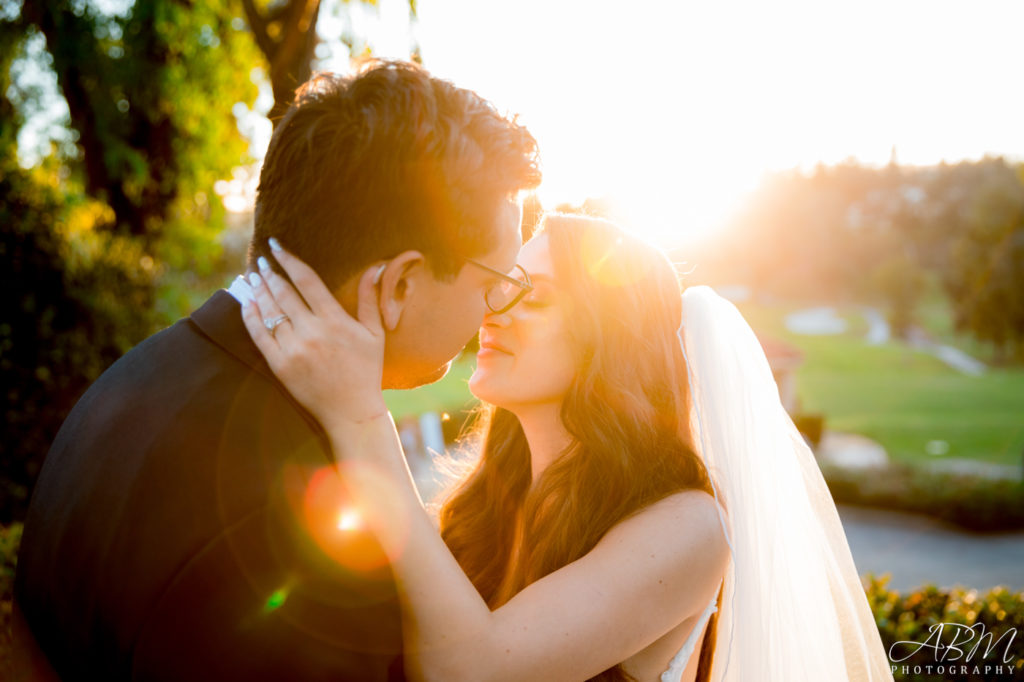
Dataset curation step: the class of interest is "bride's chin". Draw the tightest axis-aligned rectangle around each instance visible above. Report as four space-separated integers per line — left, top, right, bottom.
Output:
467 372 498 404
467 373 485 398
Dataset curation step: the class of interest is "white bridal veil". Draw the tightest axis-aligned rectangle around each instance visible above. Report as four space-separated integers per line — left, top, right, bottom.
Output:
679 286 894 682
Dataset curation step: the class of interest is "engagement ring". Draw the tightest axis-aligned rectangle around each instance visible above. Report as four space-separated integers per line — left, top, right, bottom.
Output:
263 314 290 337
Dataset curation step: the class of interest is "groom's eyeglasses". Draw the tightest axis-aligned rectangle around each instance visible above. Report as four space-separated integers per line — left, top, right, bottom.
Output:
464 258 533 314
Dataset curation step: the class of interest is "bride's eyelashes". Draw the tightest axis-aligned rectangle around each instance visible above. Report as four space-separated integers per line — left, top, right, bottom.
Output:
523 295 552 309
522 285 556 308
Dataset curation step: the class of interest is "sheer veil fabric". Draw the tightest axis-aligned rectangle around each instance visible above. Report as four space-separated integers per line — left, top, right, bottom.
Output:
678 286 893 682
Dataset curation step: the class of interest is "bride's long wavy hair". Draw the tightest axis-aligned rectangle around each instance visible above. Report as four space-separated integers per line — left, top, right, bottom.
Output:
439 214 720 682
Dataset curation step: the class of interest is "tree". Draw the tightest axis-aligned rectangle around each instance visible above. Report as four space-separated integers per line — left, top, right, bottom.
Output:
21 0 259 250
242 0 419 127
942 161 1024 364
869 251 928 340
242 0 322 125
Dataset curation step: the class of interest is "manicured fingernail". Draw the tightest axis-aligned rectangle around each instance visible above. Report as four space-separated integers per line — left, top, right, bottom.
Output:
258 256 270 272
268 237 282 252
249 272 262 287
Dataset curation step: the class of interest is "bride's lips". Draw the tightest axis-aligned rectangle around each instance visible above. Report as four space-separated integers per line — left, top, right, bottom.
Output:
477 335 513 358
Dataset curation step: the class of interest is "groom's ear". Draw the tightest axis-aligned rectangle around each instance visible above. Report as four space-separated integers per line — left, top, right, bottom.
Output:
377 250 425 332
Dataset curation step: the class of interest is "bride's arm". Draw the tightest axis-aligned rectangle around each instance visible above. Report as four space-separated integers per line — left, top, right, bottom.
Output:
241 248 728 682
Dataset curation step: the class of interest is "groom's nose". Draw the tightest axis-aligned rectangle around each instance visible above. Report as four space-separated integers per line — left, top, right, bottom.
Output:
481 308 514 330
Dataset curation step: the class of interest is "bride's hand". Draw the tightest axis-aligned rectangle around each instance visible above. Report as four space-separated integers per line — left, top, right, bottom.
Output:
240 239 389 430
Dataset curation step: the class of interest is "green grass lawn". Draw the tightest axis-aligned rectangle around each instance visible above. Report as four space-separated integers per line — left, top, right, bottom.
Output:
737 299 1024 468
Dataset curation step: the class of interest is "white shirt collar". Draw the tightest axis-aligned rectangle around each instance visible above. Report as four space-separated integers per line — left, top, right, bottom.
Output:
226 274 255 305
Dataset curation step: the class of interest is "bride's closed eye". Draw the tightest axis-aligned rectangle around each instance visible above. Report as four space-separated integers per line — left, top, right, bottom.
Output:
522 292 553 308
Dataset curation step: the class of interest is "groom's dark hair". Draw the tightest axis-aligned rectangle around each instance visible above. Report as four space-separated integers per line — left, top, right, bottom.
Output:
249 60 541 291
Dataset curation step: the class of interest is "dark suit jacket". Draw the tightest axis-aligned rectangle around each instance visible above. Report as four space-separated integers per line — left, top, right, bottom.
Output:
15 291 404 681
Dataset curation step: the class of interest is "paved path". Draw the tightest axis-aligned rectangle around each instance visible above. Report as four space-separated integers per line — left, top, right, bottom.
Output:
861 306 891 346
818 431 890 469
916 340 987 375
858 305 987 375
839 504 1024 592
784 307 849 335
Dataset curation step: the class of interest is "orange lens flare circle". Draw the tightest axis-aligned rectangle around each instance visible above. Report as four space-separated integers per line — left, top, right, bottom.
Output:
301 462 408 573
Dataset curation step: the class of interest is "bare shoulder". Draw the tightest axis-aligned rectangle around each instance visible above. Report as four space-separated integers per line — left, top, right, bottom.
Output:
610 489 723 535
597 489 729 579
579 488 727 630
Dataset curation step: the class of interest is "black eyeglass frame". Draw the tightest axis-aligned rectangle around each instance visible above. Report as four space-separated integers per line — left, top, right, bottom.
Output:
464 258 534 314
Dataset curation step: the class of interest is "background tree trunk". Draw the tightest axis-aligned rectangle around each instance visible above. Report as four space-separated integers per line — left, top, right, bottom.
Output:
242 0 322 127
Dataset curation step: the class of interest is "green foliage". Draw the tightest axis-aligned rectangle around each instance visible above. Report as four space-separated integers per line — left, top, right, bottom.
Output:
826 465 1024 532
20 0 259 251
0 160 156 522
866 575 1024 681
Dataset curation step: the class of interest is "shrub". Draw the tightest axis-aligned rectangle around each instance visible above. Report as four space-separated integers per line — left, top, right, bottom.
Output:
866 574 1024 681
824 463 1024 532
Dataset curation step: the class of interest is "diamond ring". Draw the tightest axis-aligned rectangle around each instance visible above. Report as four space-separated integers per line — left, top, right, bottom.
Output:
263 314 290 338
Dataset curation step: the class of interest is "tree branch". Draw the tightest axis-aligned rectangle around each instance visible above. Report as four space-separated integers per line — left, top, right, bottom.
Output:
274 0 320 75
240 0 276 61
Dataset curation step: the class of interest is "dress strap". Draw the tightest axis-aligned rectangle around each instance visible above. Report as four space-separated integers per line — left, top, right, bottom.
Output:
660 595 719 682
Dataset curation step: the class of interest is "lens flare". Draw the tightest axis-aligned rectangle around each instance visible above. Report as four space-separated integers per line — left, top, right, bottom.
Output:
300 461 411 572
263 586 289 613
302 466 384 572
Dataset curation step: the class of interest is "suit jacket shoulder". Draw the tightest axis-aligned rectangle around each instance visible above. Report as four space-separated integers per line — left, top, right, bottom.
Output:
16 291 403 681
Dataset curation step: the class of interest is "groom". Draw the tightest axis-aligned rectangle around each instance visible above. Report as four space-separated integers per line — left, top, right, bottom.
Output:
14 61 539 681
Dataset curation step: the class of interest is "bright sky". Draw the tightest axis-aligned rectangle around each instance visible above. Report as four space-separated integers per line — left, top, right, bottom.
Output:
333 0 1023 247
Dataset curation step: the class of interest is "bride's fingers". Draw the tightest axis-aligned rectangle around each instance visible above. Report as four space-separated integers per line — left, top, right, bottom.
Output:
240 296 282 367
256 255 311 328
248 271 295 342
267 239 343 320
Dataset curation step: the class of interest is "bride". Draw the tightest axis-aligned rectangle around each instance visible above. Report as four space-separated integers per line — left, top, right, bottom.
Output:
241 213 893 681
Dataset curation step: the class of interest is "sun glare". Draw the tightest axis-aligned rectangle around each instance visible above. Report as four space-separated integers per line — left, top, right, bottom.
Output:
409 0 1023 249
